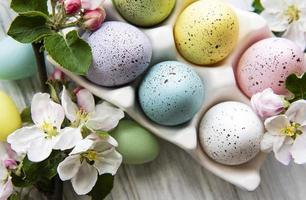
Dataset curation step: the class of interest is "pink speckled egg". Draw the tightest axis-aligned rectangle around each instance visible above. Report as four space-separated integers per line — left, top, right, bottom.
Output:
237 38 305 97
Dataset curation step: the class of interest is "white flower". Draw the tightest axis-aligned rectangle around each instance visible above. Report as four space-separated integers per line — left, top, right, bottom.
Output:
227 0 254 11
261 100 306 165
260 0 306 50
61 87 124 132
57 134 122 195
0 164 13 200
8 93 82 162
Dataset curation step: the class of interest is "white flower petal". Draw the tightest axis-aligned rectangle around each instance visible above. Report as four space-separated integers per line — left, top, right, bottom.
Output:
260 11 288 32
61 87 79 123
264 115 289 135
70 138 94 155
94 148 122 175
76 89 95 113
0 177 13 200
261 0 288 11
291 131 306 164
260 132 276 152
27 137 53 162
273 137 293 165
92 136 118 153
81 0 104 10
86 102 124 131
71 161 98 195
0 164 8 181
63 182 91 200
57 154 81 181
0 142 9 161
54 127 83 151
7 126 43 154
286 100 306 125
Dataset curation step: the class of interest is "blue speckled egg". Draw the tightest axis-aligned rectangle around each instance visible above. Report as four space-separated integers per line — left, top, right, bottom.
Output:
86 21 152 87
138 61 204 126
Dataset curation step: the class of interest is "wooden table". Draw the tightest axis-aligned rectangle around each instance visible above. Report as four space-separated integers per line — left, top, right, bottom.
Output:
1 2 306 200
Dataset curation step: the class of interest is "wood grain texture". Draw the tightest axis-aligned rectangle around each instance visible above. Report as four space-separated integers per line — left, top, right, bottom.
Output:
1 1 306 200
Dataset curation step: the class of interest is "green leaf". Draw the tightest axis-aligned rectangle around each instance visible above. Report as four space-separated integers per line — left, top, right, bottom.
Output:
46 82 60 103
252 0 264 14
285 73 306 102
89 174 114 200
44 31 92 75
21 107 33 124
11 0 48 14
8 13 53 43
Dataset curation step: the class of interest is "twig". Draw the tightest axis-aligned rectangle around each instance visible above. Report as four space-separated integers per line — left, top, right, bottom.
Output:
32 42 48 92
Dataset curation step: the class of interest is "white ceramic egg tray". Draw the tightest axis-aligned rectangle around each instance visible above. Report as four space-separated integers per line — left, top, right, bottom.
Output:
49 0 275 191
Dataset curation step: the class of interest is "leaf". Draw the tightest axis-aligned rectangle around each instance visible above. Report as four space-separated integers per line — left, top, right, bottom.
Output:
8 12 53 43
89 174 114 200
285 73 306 102
252 0 264 14
46 82 60 103
20 107 33 124
11 0 48 14
44 31 92 75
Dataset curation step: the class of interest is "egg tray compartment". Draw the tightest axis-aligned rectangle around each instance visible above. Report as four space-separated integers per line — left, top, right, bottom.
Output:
49 0 274 191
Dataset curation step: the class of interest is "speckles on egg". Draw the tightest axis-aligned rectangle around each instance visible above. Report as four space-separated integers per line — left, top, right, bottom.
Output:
138 61 204 126
86 21 152 87
237 38 305 97
199 101 264 165
174 0 239 65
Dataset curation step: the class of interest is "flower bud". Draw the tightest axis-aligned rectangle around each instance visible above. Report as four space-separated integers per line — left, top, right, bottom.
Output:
251 88 285 119
83 7 106 31
51 68 65 81
64 0 81 15
3 159 17 170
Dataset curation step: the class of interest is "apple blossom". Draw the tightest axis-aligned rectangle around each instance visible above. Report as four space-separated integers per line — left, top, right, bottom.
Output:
82 8 106 31
8 93 82 162
251 88 285 119
0 165 13 200
261 100 306 165
57 134 122 195
61 87 124 132
64 0 82 15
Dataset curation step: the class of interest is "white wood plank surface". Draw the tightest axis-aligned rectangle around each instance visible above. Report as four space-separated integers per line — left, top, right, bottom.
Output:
1 1 306 199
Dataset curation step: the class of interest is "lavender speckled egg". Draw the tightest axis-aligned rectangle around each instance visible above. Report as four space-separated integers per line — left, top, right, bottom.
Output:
237 38 305 97
139 61 204 126
199 101 264 165
87 21 152 87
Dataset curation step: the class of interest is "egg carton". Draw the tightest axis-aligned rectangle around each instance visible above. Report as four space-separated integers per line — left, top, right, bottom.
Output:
48 0 274 191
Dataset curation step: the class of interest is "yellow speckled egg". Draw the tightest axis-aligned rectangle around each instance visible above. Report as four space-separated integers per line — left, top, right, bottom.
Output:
174 0 239 65
0 91 22 141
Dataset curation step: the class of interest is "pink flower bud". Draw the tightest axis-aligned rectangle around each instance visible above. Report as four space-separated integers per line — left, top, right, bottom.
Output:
64 0 81 15
83 7 106 31
51 68 65 81
3 159 17 170
251 88 285 119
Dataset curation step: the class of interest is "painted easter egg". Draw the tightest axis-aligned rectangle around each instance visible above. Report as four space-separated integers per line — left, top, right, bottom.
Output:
139 61 204 126
113 0 176 27
0 91 22 141
111 119 160 165
87 21 152 87
0 37 37 80
174 0 239 65
237 38 305 97
199 101 264 165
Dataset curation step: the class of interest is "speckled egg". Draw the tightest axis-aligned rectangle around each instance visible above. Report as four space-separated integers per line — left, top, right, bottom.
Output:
113 0 176 27
174 0 239 65
86 21 152 87
139 61 204 126
237 38 305 97
199 101 264 165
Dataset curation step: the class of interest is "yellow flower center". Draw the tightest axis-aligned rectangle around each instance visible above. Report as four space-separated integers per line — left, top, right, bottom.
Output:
285 5 300 23
281 122 302 139
81 150 98 164
41 122 58 138
72 110 89 127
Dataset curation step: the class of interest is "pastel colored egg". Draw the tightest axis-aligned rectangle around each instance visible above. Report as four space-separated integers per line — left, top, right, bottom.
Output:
86 21 152 87
110 119 160 165
138 61 204 126
174 0 239 65
237 38 305 97
0 37 37 80
113 0 176 27
0 91 22 141
199 101 264 165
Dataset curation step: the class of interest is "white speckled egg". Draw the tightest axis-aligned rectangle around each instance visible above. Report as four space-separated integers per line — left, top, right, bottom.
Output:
86 21 152 87
139 61 204 126
199 101 264 165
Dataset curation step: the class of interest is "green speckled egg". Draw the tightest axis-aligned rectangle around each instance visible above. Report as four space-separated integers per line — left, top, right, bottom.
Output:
174 0 239 65
0 37 37 80
110 119 160 164
113 0 176 27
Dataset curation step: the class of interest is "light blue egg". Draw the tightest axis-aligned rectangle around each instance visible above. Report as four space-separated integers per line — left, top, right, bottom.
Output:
0 36 37 80
138 61 204 126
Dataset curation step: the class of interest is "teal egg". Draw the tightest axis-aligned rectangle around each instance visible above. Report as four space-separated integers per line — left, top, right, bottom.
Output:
139 61 204 126
0 37 37 80
110 119 160 165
